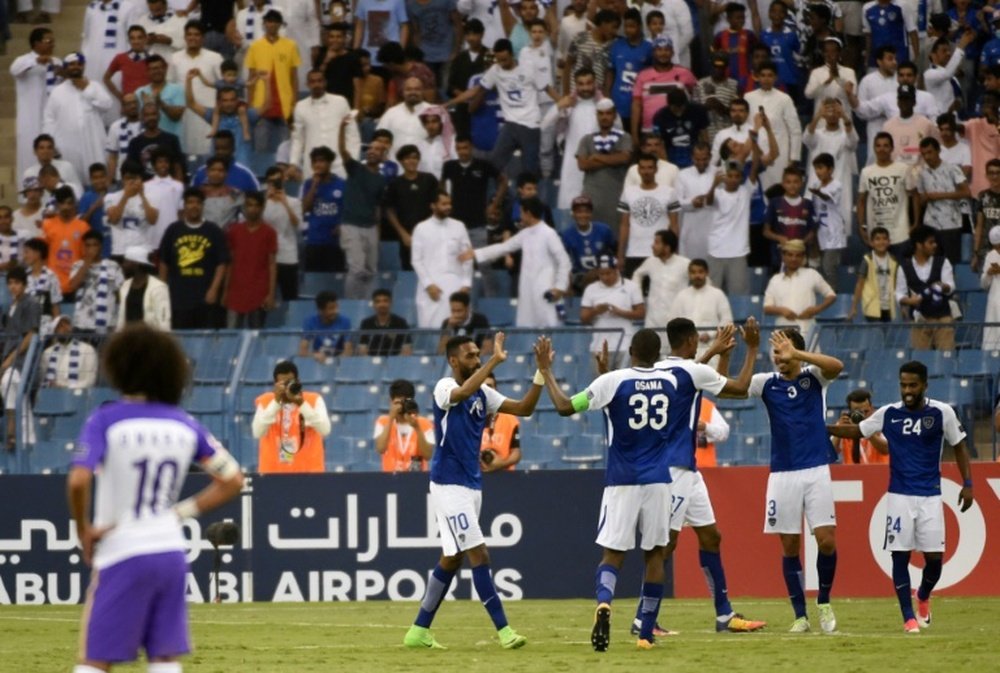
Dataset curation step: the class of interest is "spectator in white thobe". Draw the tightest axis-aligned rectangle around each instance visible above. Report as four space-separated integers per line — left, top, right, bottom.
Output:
555 70 601 212
80 0 144 82
138 0 188 61
744 62 801 190
289 69 361 180
42 53 113 187
631 229 689 329
168 22 224 157
670 258 733 359
10 28 62 178
461 197 572 328
763 239 836 344
674 142 714 260
376 78 429 159
412 192 474 328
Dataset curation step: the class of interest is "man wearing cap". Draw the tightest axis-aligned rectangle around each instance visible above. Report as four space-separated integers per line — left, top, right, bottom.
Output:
631 35 697 144
245 9 301 171
10 28 61 178
117 244 171 330
14 178 46 239
227 0 287 56
41 53 113 187
580 254 645 370
577 98 633 229
763 239 836 344
561 195 617 294
882 84 938 167
847 60 940 139
40 315 99 390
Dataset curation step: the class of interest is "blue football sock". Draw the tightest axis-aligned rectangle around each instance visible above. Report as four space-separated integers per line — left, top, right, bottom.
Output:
782 556 807 619
699 550 734 618
414 564 456 628
892 551 915 621
816 550 837 605
472 564 508 630
638 582 664 641
595 563 619 605
917 556 942 602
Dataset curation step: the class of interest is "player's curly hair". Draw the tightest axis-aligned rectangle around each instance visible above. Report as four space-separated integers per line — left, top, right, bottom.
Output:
102 325 190 405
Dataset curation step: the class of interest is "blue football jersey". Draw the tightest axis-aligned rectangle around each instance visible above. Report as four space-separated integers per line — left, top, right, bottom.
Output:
609 37 652 120
864 1 911 67
655 357 729 471
760 28 802 86
860 398 965 496
431 377 507 489
560 221 617 274
750 366 837 472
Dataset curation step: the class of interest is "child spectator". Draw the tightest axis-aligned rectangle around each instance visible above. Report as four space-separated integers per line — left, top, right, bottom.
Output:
22 237 63 336
608 9 652 135
41 187 90 296
849 226 898 322
14 178 46 239
763 166 816 272
0 208 25 273
973 159 1000 271
104 160 158 260
713 3 758 92
67 230 124 334
223 191 278 328
807 153 848 289
803 97 858 222
302 146 348 272
760 0 801 97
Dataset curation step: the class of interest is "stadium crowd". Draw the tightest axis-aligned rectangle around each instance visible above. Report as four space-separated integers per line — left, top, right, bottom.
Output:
4 0 1000 459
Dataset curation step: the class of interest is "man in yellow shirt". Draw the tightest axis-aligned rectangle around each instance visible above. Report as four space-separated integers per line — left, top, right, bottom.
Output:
245 9 301 171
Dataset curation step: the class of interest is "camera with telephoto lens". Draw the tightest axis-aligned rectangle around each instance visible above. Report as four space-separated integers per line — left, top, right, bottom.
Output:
402 398 419 415
287 380 303 396
849 410 866 424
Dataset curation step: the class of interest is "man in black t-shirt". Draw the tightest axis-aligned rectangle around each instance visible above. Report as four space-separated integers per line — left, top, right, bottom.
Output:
127 102 184 178
436 290 491 354
157 187 231 329
441 135 507 249
383 145 438 270
194 1 237 58
358 288 412 356
314 23 363 102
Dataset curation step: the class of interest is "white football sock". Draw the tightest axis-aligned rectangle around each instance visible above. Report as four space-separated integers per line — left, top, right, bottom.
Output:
73 666 105 673
147 663 182 673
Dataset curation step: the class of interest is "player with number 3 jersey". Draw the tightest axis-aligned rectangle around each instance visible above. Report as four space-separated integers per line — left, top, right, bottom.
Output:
68 326 244 673
747 328 844 634
828 360 974 634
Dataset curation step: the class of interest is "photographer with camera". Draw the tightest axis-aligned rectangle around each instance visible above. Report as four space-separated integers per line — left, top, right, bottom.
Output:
253 360 332 473
479 373 522 472
831 388 888 465
375 379 435 472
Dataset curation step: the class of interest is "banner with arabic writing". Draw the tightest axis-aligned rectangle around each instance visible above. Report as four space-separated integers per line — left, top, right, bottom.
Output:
0 471 659 604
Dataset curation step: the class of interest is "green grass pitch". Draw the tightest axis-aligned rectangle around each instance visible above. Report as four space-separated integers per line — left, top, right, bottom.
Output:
1 598 997 672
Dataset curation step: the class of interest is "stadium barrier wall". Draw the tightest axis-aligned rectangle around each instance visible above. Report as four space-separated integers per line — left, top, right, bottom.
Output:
2 465 998 605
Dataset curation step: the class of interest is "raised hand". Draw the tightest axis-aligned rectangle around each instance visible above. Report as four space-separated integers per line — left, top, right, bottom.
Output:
492 331 508 363
708 323 737 357
770 329 796 361
534 336 554 371
594 339 611 374
741 316 761 349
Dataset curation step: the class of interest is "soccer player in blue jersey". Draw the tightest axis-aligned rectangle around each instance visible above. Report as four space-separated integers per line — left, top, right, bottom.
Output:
747 328 844 633
623 318 767 635
539 329 675 651
828 360 974 634
68 325 244 673
404 332 546 650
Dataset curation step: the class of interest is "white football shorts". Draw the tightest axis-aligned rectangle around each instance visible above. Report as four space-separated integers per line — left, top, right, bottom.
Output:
430 482 486 557
595 483 672 552
763 465 837 534
883 493 945 553
668 467 716 531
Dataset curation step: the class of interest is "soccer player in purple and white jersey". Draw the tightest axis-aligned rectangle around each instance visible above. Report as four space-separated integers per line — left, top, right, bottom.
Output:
829 360 974 634
68 325 244 673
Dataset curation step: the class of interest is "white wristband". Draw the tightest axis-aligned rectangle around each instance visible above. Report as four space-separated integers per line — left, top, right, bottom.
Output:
174 498 200 520
533 369 545 386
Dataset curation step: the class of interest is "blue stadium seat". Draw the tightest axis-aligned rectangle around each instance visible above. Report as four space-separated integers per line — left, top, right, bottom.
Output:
88 387 117 407
391 271 417 298
476 298 517 326
916 350 956 378
393 295 417 325
258 334 302 358
942 378 976 411
954 264 979 293
966 292 988 322
244 357 284 385
552 329 604 356
291 356 334 385
193 413 228 442
49 415 83 441
332 411 376 439
238 387 261 414
827 378 869 408
835 266 858 295
285 300 318 329
748 267 769 295
34 387 86 416
187 386 227 414
330 383 381 413
30 440 74 473
380 242 402 271
182 332 242 383
339 299 371 328
954 349 1000 378
728 295 763 322
503 331 537 354
560 434 605 468
300 272 343 298
715 396 755 411
530 410 587 437
519 434 564 470
816 294 854 323
961 233 972 264
380 355 442 384
562 296 582 324
735 408 770 435
334 356 385 383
